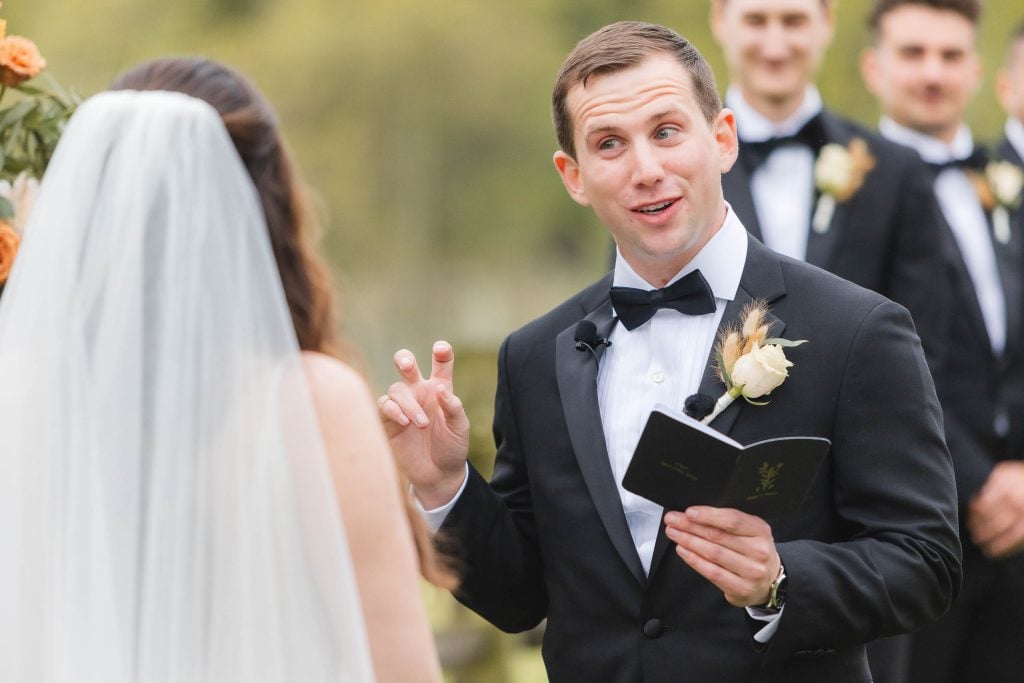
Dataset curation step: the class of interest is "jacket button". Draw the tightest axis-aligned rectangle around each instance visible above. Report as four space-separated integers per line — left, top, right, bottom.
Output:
642 618 664 638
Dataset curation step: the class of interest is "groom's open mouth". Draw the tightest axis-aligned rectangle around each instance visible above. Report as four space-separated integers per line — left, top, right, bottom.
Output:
632 198 678 216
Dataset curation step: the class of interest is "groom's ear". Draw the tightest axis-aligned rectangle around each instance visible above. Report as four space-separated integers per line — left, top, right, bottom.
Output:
554 150 591 207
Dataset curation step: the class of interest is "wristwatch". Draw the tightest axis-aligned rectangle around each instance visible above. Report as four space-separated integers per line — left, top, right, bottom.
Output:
763 563 787 610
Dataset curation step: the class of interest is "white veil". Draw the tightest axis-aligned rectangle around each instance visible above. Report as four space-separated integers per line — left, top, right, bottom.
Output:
0 91 375 682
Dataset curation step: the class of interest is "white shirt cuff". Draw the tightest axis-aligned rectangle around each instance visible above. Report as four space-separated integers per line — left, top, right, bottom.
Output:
746 604 784 643
411 463 470 534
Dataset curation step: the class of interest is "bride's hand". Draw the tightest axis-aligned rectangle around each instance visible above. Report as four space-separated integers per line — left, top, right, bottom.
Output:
379 341 470 509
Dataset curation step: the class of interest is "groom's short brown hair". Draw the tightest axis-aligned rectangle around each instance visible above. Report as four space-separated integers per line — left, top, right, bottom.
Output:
552 21 722 159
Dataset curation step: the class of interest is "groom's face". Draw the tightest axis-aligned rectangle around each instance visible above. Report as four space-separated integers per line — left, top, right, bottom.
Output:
553 53 738 285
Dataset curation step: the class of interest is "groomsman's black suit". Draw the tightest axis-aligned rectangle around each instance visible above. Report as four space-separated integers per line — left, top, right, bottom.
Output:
723 110 949 366
442 235 961 682
998 135 1023 166
907 142 1024 683
934 144 1024 504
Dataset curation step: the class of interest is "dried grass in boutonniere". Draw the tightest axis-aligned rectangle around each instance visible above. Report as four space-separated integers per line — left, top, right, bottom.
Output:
967 161 1024 245
702 301 807 424
812 139 876 234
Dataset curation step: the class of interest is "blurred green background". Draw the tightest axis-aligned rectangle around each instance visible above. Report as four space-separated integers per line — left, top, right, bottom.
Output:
6 1 1020 680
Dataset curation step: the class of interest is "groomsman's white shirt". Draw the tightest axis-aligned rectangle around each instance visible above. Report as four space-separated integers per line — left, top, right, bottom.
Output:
419 208 785 641
1006 117 1024 162
726 86 822 262
880 117 1006 359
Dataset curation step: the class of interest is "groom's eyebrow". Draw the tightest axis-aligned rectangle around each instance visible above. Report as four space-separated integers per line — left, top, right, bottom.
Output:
583 107 690 138
647 108 686 125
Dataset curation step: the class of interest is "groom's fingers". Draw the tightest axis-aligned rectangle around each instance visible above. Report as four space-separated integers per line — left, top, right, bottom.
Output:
674 544 761 607
394 349 425 384
665 508 774 558
386 381 430 429
379 394 410 430
666 527 763 580
435 382 469 431
430 340 455 385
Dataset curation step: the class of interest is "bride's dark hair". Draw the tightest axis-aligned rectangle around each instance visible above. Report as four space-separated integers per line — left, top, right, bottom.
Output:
110 57 457 590
111 57 338 356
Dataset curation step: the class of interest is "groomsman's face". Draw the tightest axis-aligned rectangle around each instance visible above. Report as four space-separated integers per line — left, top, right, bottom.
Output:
860 5 981 142
997 38 1024 123
553 54 738 286
711 0 835 112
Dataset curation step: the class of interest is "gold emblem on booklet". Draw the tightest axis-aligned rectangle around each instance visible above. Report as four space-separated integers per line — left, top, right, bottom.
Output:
751 461 784 500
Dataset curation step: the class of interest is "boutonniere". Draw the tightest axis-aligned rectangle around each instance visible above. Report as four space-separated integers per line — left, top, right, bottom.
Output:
701 301 807 424
811 139 876 234
968 161 1023 245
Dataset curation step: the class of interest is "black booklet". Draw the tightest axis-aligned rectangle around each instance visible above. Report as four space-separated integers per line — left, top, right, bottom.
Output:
622 405 830 519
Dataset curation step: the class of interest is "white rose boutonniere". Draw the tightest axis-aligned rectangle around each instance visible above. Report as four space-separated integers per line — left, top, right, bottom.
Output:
974 161 1024 245
701 301 807 424
812 138 876 234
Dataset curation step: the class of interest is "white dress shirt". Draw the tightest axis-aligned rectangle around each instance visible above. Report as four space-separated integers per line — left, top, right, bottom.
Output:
599 209 745 575
1006 117 1024 162
880 118 1006 356
727 86 823 261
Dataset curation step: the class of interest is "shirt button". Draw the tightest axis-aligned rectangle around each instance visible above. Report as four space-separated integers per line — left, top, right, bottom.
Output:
651 371 665 384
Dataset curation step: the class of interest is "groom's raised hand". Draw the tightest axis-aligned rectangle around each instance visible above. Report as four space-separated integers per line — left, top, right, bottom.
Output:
379 341 470 509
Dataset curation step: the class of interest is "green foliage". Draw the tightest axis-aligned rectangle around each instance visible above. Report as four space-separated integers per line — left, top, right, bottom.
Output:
0 80 78 182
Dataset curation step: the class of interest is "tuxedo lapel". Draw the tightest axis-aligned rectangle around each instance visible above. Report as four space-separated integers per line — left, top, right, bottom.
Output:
992 217 1024 358
804 112 851 269
555 287 646 586
997 138 1023 167
648 236 788 578
722 161 763 241
995 138 1024 356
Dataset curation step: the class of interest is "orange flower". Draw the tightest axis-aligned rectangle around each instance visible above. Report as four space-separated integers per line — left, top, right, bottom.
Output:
0 35 46 88
0 220 20 282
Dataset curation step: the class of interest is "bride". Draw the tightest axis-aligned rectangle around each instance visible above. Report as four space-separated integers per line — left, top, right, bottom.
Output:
0 59 446 682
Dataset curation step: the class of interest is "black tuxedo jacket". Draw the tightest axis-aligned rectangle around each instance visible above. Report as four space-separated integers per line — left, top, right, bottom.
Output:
938 138 1024 504
443 237 961 682
997 135 1023 166
723 109 949 366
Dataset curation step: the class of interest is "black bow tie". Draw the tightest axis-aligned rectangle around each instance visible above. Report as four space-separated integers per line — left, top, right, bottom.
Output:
609 270 716 331
925 147 988 174
739 114 826 171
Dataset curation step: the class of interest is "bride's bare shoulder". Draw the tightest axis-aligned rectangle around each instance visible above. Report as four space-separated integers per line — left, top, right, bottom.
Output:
300 351 374 414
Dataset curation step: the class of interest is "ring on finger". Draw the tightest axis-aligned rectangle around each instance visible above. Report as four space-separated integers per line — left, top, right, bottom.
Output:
377 394 391 408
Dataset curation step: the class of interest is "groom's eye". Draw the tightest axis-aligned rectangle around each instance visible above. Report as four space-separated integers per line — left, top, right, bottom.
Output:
654 126 679 141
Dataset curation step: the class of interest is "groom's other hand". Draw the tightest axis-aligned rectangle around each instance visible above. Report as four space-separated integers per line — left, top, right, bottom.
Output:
379 341 470 509
664 506 781 607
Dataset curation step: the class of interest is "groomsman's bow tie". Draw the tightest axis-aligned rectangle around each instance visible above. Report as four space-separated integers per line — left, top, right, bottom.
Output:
924 148 989 174
739 114 826 170
609 270 716 331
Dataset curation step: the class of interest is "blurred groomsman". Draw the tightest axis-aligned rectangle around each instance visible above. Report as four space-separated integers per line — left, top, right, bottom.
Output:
862 2 1024 682
997 23 1024 167
710 2 951 680
710 0 950 372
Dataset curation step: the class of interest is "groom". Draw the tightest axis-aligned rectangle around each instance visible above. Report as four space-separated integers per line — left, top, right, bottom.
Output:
380 21 960 682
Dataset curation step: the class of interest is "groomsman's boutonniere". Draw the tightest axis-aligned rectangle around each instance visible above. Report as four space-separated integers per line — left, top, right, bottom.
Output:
812 139 876 234
701 302 807 424
969 161 1024 245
